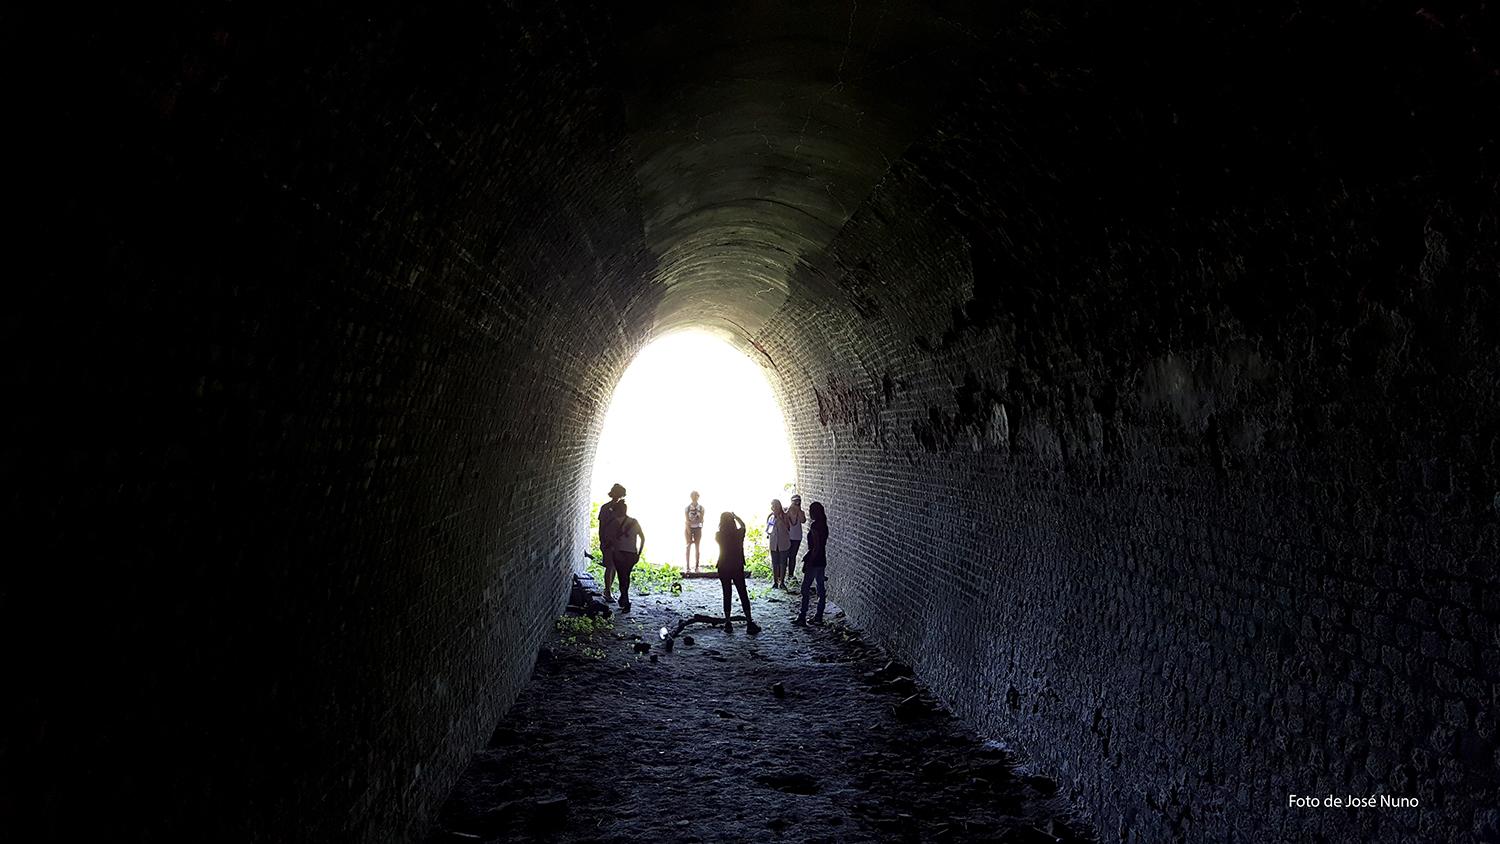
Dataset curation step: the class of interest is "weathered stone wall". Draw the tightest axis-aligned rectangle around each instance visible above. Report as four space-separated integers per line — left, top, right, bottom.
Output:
10 5 656 841
759 4 1499 841
9 1 1496 842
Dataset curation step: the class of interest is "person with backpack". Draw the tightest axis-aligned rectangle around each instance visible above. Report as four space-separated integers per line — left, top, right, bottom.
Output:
598 483 627 604
611 500 645 612
794 501 829 626
714 511 760 634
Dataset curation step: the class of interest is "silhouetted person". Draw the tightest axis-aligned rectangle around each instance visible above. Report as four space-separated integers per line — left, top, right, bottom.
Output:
767 498 791 589
715 511 759 634
684 490 705 572
783 494 806 592
598 483 627 603
612 501 645 612
794 501 828 625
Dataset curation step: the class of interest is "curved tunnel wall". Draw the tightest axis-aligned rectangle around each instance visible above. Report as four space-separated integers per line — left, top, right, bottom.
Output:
10 2 1498 842
760 8 1500 841
14 6 662 841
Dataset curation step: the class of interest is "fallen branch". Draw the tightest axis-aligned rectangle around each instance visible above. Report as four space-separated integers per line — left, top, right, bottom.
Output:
665 613 749 638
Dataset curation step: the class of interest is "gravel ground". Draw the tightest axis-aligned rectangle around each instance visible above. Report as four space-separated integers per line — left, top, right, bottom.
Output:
430 579 1095 843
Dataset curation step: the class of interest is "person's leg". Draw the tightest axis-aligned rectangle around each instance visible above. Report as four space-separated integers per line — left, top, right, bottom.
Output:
603 555 615 601
736 576 760 633
785 540 801 591
813 568 827 621
720 575 733 632
735 576 752 619
797 570 812 623
772 548 784 587
617 563 632 610
693 532 701 569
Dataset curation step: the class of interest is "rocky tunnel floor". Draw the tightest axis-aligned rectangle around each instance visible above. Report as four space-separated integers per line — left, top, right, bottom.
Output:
430 580 1095 843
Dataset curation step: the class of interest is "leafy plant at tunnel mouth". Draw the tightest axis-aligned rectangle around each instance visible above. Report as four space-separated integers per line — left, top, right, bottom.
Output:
585 501 782 595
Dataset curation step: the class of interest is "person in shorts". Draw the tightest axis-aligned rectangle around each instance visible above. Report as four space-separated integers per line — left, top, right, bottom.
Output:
684 491 705 572
598 483 626 603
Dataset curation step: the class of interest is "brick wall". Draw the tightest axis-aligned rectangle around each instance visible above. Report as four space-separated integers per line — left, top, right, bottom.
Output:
9 2 1497 842
9 5 657 841
759 4 1499 840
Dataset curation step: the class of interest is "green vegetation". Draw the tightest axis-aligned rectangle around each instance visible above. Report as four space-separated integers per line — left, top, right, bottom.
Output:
585 501 683 595
556 615 611 637
745 525 772 580
629 559 684 594
587 503 605 567
585 500 792 595
554 614 610 660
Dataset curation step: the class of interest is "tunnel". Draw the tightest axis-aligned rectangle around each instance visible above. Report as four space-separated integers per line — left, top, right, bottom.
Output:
8 0 1499 841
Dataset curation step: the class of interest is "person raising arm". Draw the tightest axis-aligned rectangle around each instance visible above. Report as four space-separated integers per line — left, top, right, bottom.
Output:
784 495 806 593
714 512 759 634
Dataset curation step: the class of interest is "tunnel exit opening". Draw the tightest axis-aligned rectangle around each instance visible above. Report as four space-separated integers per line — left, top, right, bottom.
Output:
588 330 797 573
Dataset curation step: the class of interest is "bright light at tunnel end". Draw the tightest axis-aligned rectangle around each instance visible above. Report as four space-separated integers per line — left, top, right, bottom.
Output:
589 330 797 567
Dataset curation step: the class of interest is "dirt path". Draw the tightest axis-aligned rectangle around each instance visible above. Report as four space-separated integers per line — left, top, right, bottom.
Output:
430 580 1094 843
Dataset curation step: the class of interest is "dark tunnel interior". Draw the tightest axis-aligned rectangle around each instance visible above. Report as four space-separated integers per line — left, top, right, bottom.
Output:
7 0 1499 841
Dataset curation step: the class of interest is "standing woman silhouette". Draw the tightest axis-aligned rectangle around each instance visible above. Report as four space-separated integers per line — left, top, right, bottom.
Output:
767 499 791 589
794 501 829 625
783 495 806 593
714 512 759 634
612 501 645 612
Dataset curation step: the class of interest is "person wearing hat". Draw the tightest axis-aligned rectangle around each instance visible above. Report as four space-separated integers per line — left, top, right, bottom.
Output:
783 495 806 593
598 483 627 603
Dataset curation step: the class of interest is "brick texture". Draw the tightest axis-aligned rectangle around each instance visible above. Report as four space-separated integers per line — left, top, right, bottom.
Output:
8 2 1497 843
759 6 1500 841
10 5 658 842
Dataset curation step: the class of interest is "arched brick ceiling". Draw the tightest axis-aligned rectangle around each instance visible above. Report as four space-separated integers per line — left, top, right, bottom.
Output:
617 0 983 337
19 2 1498 842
